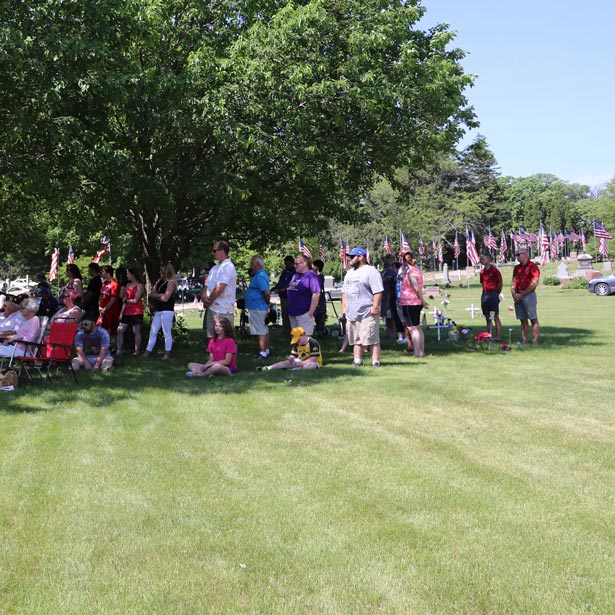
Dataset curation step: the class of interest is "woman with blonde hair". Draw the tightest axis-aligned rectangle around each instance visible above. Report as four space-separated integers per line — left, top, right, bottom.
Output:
142 263 177 360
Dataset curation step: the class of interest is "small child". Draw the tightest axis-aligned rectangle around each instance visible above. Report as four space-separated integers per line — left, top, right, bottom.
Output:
186 317 237 377
257 327 322 371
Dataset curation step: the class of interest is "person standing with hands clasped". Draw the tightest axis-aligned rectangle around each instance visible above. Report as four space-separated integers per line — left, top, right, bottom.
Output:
479 253 503 341
341 247 384 367
398 250 429 358
245 254 271 360
511 247 540 345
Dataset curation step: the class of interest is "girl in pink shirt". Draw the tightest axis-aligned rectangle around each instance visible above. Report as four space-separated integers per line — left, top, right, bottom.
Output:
186 317 237 377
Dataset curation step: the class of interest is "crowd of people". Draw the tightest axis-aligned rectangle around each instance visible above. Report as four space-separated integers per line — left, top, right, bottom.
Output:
0 238 541 383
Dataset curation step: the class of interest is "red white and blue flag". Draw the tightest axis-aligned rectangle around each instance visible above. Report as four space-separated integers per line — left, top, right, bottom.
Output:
499 230 507 262
483 229 498 251
594 221 613 241
383 236 392 255
49 247 60 282
466 228 480 267
319 244 326 262
67 245 75 265
539 225 550 267
400 231 410 253
299 239 312 259
92 236 111 264
453 232 461 260
418 236 426 257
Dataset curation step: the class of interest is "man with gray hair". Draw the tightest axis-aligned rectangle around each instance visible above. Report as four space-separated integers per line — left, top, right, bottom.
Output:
245 254 271 359
511 246 541 345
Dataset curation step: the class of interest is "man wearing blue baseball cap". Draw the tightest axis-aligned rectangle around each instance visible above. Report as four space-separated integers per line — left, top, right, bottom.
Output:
341 247 384 367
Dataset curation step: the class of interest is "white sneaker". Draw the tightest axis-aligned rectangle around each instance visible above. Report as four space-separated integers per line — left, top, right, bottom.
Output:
185 371 198 377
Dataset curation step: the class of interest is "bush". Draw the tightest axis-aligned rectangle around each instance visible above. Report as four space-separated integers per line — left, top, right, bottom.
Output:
563 277 588 290
543 276 561 286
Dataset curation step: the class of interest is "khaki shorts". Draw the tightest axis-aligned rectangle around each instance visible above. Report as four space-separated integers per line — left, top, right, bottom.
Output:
248 309 268 335
347 314 380 347
205 309 235 338
289 312 315 336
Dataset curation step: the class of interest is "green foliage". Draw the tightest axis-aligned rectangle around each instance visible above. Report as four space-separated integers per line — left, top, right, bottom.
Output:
543 276 561 286
0 0 476 283
563 277 589 289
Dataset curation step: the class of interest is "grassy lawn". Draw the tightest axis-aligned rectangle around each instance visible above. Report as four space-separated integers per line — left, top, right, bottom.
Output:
1 279 614 614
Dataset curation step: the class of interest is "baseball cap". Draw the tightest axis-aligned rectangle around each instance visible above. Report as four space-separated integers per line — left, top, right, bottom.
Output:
290 327 306 344
346 247 367 257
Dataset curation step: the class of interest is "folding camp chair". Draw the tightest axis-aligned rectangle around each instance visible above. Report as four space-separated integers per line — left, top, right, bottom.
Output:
0 316 48 371
16 321 78 389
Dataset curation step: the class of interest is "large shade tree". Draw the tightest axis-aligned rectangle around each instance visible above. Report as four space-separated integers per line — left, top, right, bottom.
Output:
1 0 476 281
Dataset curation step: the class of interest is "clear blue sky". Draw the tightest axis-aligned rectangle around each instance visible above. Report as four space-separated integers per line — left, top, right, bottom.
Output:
420 0 615 188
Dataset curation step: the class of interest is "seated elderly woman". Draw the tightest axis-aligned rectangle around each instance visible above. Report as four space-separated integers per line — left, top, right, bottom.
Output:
0 297 41 358
45 289 82 331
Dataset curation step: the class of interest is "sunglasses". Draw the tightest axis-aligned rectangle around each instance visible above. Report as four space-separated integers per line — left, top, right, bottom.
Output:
80 320 94 327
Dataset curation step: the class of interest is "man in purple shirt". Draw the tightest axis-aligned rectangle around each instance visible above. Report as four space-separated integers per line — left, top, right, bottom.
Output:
286 254 321 336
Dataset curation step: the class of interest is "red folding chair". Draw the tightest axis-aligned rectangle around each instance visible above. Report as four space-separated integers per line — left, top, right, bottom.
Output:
17 321 79 389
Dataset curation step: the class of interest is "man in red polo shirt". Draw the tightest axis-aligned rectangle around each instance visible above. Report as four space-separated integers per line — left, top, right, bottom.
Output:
511 246 541 345
479 253 502 341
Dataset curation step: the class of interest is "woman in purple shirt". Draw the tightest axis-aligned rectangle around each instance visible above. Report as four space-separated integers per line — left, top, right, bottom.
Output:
286 254 321 336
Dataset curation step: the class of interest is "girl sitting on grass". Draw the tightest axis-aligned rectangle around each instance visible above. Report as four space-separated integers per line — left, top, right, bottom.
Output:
186 317 237 377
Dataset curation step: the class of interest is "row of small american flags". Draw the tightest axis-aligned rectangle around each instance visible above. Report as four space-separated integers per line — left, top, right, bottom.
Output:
48 238 111 281
292 221 613 271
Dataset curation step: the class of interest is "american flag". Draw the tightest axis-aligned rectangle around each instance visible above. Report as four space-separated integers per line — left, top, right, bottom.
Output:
339 237 348 270
49 247 60 282
539 225 550 267
92 236 111 263
299 239 313 259
383 236 392 255
550 233 559 260
466 228 480 267
437 242 443 264
499 230 507 262
319 244 326 262
511 231 518 253
453 232 461 259
519 228 538 244
594 221 613 241
565 229 581 242
400 231 410 253
483 229 498 251
418 236 426 256
67 245 75 265
598 237 609 258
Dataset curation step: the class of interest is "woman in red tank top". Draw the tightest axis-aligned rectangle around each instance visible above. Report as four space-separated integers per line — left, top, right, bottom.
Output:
116 268 145 356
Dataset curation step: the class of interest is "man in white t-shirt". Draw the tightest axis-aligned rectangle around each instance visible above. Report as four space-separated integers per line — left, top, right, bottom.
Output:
342 247 384 367
201 240 237 338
